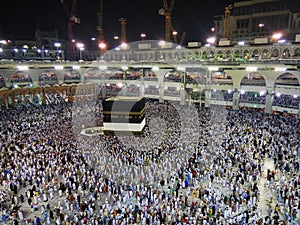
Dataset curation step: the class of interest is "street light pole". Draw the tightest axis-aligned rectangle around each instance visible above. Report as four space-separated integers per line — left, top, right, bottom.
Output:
272 32 282 43
211 27 216 39
91 37 96 51
54 42 61 60
76 43 84 60
258 23 264 37
98 42 107 60
206 37 216 59
114 36 119 47
140 33 146 41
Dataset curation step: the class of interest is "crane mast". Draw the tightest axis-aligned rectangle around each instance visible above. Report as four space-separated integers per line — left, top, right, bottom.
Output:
159 0 175 42
179 31 186 46
223 6 231 39
61 0 80 61
97 0 104 42
119 17 127 44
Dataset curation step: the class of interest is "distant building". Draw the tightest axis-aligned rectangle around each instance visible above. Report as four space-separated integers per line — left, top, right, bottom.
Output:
0 30 66 61
213 0 300 44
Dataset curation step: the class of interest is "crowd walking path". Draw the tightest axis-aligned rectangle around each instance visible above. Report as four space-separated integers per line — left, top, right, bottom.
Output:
257 157 275 218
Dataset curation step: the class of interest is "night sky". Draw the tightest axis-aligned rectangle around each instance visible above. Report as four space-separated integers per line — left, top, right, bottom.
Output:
0 0 240 49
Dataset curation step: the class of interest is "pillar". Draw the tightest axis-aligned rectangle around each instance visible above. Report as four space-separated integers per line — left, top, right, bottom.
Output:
159 85 164 103
80 70 85 83
298 101 300 118
180 86 186 105
11 93 16 108
4 95 8 109
102 83 107 99
232 90 240 110
140 83 145 97
155 69 172 103
264 93 274 114
204 90 211 108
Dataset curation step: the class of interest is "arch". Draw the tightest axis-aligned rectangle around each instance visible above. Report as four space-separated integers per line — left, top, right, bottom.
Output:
234 50 240 59
202 51 208 60
143 68 158 81
64 69 81 84
262 49 271 59
84 68 103 80
225 50 232 59
212 71 233 85
186 67 207 85
239 90 266 104
164 69 184 83
251 49 260 58
275 72 299 86
144 84 159 95
240 72 266 86
174 53 179 60
194 51 201 60
160 52 166 61
272 92 299 109
187 51 193 60
209 49 215 59
293 48 300 57
217 50 223 60
125 68 142 80
271 48 279 58
211 89 234 101
126 84 141 96
282 48 290 59
12 86 44 106
163 85 181 97
149 52 155 61
106 67 124 80
137 53 143 61
106 83 123 97
39 70 58 86
44 85 69 105
11 71 33 87
180 52 186 60
140 53 145 61
243 49 250 59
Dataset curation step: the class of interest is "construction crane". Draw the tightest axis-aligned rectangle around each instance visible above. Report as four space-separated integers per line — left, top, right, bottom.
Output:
170 23 186 45
97 0 104 43
159 0 175 42
119 17 127 44
97 0 107 53
61 0 80 60
179 31 186 46
223 5 232 39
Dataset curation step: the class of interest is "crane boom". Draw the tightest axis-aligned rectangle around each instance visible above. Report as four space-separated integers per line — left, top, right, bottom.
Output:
61 0 80 60
179 31 186 46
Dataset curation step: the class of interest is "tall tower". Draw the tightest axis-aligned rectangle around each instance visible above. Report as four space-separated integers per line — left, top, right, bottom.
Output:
223 6 231 38
97 0 104 42
119 17 127 44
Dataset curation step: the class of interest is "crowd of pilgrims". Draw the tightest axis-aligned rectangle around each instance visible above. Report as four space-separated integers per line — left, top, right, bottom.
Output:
0 98 299 225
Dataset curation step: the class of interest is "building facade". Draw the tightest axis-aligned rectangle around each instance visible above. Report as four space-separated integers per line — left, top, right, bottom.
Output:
213 0 300 44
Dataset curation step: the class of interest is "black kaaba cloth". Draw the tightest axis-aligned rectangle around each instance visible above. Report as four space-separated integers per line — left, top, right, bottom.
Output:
103 96 146 132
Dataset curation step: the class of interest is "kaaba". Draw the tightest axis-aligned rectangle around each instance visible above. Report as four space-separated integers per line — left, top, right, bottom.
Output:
102 96 146 134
